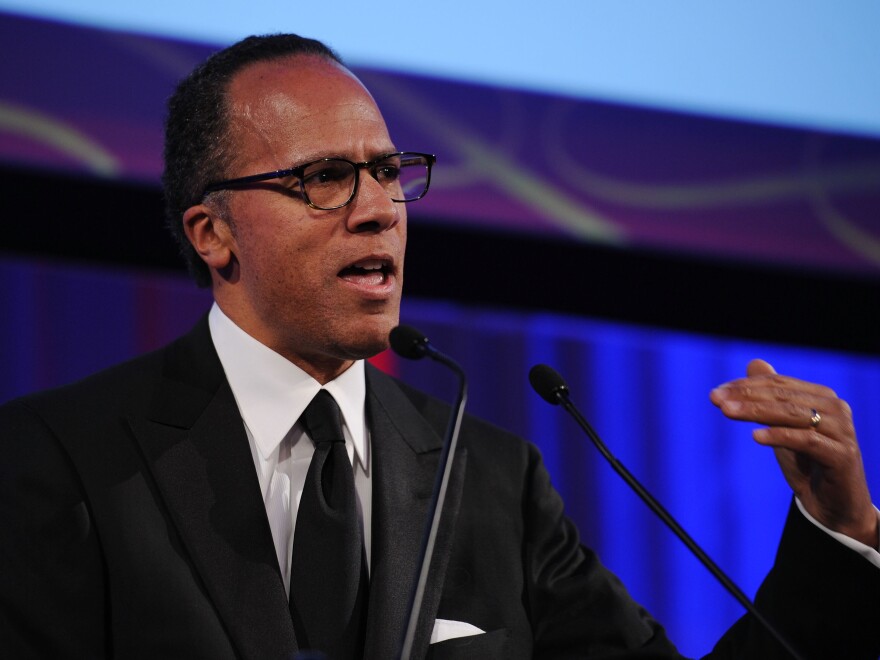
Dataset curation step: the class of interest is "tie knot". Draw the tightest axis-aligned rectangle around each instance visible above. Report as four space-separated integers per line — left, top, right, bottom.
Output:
300 390 345 447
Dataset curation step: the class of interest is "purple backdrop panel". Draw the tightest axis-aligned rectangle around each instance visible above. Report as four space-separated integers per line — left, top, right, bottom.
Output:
0 255 211 401
2 12 880 276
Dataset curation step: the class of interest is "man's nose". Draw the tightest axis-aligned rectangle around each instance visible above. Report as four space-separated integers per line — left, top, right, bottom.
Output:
344 173 401 233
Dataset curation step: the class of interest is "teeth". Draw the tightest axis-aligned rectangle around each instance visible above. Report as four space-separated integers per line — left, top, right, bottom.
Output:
353 259 385 271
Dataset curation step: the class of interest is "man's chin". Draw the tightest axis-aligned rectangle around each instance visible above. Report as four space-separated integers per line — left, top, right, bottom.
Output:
323 309 400 362
337 323 396 361
343 335 393 361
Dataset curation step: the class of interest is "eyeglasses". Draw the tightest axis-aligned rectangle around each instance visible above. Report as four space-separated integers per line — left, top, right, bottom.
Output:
202 151 436 211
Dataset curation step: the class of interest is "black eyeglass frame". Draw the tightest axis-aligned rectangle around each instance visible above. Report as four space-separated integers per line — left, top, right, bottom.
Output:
201 151 436 211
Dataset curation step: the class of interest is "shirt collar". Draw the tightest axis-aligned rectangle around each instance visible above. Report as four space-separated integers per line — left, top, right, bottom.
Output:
207 303 367 468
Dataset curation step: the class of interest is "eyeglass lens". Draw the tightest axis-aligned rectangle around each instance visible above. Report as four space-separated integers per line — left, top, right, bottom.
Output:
301 153 430 209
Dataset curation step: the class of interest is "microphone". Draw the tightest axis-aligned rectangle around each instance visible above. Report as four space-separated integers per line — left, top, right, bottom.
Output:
528 364 805 660
390 325 468 660
528 363 569 405
389 324 431 360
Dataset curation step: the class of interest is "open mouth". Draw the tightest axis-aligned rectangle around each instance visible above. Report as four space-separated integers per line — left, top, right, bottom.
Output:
338 258 392 287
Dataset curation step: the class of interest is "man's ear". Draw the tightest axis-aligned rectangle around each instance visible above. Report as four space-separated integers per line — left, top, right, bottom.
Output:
182 203 235 272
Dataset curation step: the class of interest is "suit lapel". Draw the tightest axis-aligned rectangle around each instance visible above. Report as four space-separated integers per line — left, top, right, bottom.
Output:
364 367 468 660
122 321 466 659
126 318 297 660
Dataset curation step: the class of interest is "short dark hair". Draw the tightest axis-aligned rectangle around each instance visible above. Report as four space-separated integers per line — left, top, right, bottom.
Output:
163 34 344 286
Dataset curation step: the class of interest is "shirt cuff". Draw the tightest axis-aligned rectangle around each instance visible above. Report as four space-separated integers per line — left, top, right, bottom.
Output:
795 497 880 570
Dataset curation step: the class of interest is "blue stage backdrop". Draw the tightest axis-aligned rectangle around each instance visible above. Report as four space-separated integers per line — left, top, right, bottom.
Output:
2 254 878 657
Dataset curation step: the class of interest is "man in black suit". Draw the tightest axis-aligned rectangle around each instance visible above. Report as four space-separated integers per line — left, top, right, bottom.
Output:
2 34 879 659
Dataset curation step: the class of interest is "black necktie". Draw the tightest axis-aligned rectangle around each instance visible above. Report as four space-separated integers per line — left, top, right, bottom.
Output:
290 390 368 659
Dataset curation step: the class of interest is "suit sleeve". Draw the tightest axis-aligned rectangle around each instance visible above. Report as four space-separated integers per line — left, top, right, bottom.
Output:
0 400 108 659
521 443 880 659
706 500 880 660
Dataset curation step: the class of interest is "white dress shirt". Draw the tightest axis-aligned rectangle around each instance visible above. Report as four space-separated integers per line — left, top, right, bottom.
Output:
208 304 372 595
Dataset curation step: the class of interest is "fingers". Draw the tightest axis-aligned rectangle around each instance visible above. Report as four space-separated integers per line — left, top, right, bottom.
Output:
752 425 849 463
713 392 849 433
749 402 853 469
710 360 839 422
710 360 854 463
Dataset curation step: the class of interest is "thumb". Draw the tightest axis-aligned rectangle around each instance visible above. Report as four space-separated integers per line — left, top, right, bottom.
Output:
747 358 776 377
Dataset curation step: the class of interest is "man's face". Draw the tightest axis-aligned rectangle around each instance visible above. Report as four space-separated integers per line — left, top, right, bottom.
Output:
210 56 406 381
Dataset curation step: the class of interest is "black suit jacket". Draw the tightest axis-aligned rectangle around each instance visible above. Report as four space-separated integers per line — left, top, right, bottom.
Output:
2 317 879 659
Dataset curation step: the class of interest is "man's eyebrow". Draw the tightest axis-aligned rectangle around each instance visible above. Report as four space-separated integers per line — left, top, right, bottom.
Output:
286 149 400 168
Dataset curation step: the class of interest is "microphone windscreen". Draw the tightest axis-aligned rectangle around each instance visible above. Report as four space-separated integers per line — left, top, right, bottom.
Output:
389 325 430 360
529 364 568 405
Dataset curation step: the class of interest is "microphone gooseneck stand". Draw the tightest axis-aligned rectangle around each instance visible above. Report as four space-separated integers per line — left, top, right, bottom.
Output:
389 325 468 660
528 364 806 660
